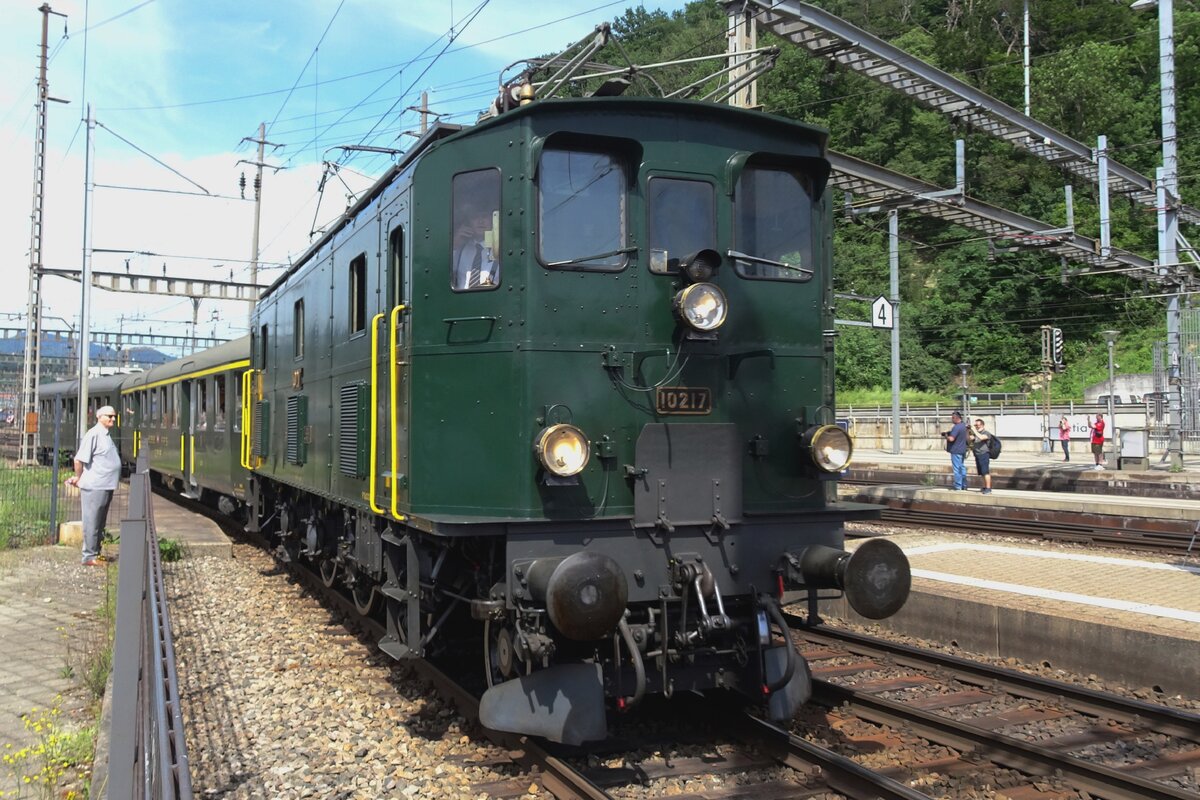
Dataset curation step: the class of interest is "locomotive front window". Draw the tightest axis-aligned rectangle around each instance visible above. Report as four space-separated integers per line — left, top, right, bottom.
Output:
647 178 715 274
537 149 626 270
732 167 814 282
451 169 501 291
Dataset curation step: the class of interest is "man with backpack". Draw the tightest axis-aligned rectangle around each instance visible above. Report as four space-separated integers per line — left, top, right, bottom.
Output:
969 417 995 494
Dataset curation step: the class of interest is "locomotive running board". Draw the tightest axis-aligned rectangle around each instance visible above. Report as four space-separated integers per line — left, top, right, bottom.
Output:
479 663 606 746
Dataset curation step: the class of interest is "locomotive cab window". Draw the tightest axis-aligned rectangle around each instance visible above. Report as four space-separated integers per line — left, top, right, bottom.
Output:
538 148 626 270
388 226 404 308
647 177 715 274
451 169 500 291
732 166 814 282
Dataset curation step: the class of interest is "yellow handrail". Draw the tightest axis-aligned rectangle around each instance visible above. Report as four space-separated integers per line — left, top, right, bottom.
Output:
179 434 185 473
190 434 195 476
368 312 386 515
389 304 407 522
240 369 253 470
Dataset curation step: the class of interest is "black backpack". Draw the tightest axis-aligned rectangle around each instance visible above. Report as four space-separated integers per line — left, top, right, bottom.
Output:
987 435 1002 459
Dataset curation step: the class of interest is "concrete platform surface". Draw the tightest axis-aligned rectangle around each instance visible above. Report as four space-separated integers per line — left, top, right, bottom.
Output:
851 445 1200 481
824 530 1200 697
151 492 232 558
0 546 111 795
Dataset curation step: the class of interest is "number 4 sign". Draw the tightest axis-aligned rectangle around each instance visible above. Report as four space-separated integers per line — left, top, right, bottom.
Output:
871 295 894 329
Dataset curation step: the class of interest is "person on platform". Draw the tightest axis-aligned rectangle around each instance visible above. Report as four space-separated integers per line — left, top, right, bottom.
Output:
942 410 969 490
1089 413 1106 469
65 406 121 566
1058 415 1071 462
969 418 994 494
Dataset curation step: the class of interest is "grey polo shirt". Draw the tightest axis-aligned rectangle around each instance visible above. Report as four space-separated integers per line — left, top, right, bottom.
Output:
76 423 121 491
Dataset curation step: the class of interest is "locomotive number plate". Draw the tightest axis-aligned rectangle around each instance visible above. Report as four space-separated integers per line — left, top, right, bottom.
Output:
655 386 712 415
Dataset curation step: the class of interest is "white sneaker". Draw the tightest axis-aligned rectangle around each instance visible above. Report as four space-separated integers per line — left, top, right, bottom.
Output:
1094 464 1105 470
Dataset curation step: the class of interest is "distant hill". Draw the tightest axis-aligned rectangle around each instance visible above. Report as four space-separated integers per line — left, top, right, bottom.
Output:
0 333 172 367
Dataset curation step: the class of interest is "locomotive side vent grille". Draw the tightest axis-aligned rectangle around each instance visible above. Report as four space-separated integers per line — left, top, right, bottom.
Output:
286 395 307 465
338 383 366 478
252 400 269 459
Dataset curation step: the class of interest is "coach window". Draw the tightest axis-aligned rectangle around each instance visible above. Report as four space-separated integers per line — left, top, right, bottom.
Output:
293 299 305 359
450 169 501 291
732 166 814 282
198 379 209 431
388 226 404 308
538 148 626 270
647 177 715 274
214 374 227 430
350 253 367 333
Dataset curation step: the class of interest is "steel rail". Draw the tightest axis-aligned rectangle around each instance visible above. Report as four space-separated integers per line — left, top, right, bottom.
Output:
813 679 1198 800
792 622 1200 740
235 516 615 800
733 712 932 800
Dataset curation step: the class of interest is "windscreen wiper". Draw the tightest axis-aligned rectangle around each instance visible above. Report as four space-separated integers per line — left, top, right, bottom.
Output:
545 246 638 268
726 249 813 280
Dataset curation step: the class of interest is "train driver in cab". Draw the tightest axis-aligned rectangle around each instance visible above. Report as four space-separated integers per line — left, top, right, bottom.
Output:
452 199 499 291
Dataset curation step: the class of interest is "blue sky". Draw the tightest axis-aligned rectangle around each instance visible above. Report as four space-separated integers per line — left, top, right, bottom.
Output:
0 0 690 352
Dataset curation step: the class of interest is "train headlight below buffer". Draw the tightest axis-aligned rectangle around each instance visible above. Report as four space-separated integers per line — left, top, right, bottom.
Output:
535 423 591 477
674 283 728 332
800 424 854 472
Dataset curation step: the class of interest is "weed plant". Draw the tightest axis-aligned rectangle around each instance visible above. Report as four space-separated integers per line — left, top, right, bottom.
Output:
0 698 95 800
0 461 56 549
157 537 184 563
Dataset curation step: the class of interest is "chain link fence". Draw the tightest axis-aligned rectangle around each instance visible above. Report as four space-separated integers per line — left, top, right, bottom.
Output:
0 395 129 550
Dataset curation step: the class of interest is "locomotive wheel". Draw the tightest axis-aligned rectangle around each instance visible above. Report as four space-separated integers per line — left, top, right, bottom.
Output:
351 574 376 615
318 558 338 588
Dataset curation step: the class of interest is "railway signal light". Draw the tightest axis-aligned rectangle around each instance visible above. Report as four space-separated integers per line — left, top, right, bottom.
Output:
1052 327 1064 367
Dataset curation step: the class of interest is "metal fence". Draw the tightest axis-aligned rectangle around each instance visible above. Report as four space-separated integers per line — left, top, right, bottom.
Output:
0 397 130 549
105 453 193 800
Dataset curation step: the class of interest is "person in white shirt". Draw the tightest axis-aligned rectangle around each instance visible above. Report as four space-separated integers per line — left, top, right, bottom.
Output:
452 205 499 290
66 405 121 566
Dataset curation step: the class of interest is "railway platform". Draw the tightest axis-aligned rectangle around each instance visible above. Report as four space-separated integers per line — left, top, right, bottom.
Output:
150 491 232 557
818 529 1200 701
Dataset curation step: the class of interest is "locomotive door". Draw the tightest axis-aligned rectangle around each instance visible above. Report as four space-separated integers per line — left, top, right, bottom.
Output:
382 206 411 516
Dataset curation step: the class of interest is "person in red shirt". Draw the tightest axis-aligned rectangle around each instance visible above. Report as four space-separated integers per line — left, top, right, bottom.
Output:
1089 413 1106 469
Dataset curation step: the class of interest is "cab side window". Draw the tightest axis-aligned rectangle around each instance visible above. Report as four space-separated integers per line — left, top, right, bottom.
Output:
450 170 501 291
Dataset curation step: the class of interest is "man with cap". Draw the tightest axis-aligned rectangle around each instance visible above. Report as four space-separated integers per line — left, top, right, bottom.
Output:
942 410 969 490
65 406 121 566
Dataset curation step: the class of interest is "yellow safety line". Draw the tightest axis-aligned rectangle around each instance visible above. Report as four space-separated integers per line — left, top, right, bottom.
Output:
122 359 251 394
368 312 386 515
389 304 407 522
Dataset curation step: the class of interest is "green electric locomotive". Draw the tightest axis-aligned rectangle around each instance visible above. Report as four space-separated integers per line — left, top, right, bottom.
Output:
245 95 910 743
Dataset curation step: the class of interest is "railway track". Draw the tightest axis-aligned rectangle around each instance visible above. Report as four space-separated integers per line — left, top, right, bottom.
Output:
164 488 1200 799
790 620 1200 799
840 483 1199 554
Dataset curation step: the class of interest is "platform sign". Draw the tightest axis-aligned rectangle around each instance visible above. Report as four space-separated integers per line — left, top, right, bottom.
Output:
870 295 894 329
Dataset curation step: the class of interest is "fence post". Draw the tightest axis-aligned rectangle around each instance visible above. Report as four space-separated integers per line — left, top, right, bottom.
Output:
49 395 62 544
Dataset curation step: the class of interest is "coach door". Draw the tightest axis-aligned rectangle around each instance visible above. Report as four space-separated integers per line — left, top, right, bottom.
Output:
181 379 197 492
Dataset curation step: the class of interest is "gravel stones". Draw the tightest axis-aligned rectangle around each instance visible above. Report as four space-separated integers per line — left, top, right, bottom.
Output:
166 545 538 799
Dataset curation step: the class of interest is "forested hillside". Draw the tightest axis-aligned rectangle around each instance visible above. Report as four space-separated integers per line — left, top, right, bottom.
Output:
590 0 1198 397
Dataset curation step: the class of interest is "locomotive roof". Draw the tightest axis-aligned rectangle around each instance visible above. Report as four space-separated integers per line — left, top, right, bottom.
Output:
259 97 828 302
122 335 251 392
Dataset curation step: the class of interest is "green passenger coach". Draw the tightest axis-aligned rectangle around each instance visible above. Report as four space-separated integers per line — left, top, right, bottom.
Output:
239 95 911 744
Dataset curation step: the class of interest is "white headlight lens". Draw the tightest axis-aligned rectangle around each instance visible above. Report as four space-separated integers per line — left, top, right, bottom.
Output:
806 425 853 472
675 283 728 331
535 424 590 477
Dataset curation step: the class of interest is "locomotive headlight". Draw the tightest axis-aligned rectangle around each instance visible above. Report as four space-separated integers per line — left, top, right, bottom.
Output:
799 424 854 473
673 283 728 332
535 424 590 477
